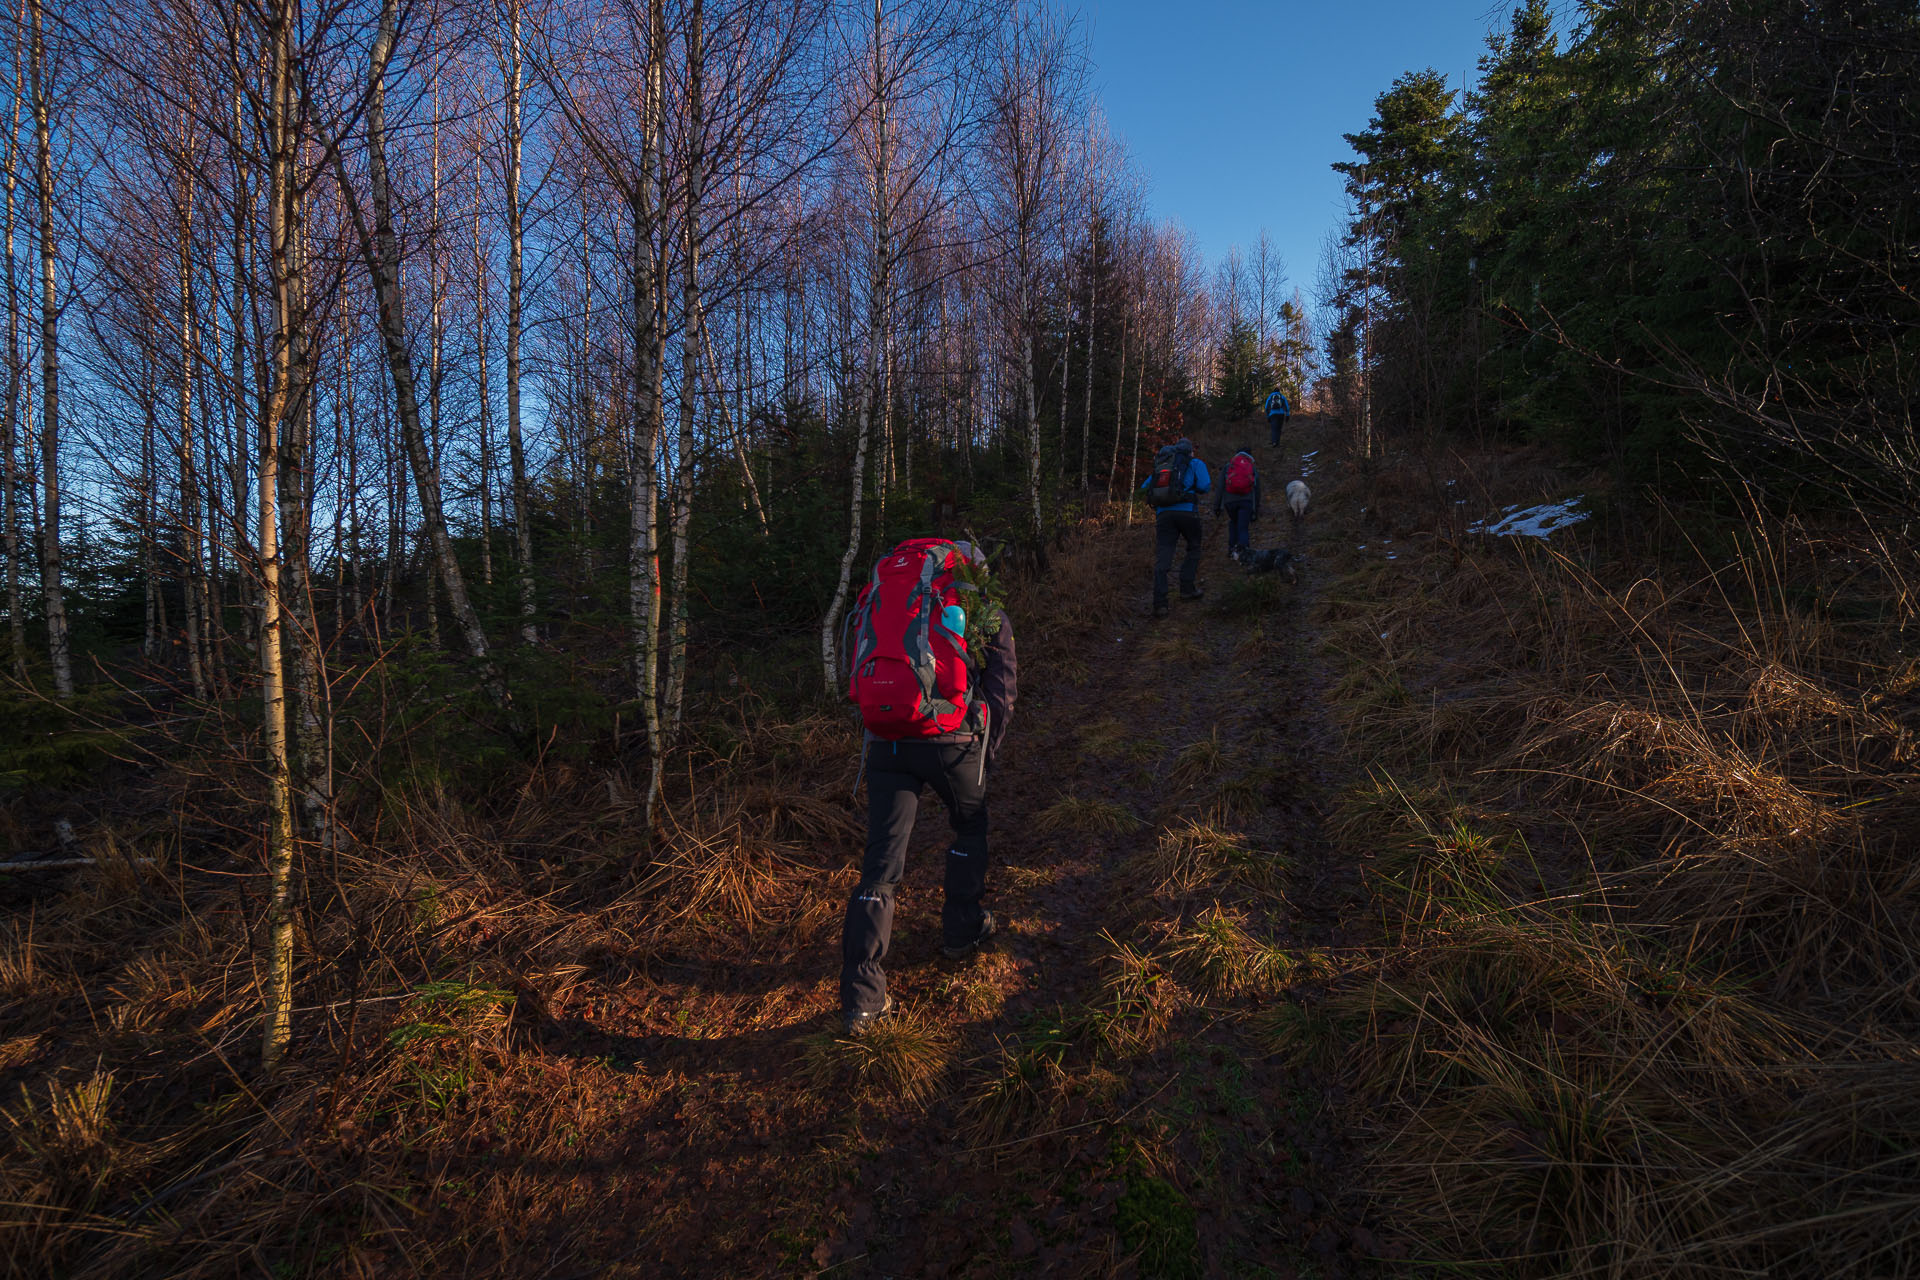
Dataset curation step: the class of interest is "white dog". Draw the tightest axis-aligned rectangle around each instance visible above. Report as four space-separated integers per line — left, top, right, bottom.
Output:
1286 481 1310 545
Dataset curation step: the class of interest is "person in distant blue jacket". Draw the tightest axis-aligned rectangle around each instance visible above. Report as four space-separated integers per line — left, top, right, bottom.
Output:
1140 438 1211 617
1264 390 1291 446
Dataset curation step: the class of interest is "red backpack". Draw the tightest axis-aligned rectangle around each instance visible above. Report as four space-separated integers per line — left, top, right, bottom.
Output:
1225 452 1256 496
844 538 981 739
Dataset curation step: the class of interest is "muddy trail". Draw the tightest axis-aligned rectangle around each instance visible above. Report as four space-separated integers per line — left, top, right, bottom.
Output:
457 415 1374 1278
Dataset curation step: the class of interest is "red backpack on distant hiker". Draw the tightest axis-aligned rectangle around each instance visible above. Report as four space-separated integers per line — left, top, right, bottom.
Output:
1225 451 1256 497
844 538 984 740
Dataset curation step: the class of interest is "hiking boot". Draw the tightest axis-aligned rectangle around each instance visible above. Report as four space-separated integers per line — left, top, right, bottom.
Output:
842 993 894 1036
1151 603 1170 619
1180 588 1205 600
942 910 996 961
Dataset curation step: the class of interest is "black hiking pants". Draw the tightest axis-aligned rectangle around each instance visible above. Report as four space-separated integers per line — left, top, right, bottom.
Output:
840 736 990 1017
1268 412 1288 445
1153 510 1204 608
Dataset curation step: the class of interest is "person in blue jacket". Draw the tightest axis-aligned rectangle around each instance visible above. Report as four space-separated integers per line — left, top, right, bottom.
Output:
1140 437 1211 618
1264 389 1291 446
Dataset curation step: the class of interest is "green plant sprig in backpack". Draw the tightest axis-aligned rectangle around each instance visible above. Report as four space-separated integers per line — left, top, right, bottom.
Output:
948 541 1007 661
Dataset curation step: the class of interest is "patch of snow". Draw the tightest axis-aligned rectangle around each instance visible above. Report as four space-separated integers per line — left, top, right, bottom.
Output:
1470 497 1591 539
1356 544 1368 551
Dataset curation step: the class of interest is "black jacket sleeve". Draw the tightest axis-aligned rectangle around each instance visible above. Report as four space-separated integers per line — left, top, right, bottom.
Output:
981 611 1017 766
1253 472 1263 520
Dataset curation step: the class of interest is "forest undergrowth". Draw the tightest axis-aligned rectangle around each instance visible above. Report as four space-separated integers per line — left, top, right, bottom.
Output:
1 415 1377 1278
1302 430 1920 1276
10 408 1915 1277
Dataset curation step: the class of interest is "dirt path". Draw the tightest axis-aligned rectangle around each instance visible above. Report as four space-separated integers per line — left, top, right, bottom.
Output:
450 416 1371 1278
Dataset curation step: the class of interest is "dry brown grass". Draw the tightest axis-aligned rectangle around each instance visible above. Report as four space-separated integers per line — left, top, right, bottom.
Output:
1091 932 1186 1053
1160 906 1295 999
1168 729 1225 787
1308 437 1920 1276
801 1005 956 1105
1034 792 1142 835
1125 819 1282 898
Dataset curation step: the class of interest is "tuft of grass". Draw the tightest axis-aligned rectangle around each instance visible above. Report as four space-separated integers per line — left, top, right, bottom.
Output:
638 817 803 938
1091 932 1185 1052
1168 729 1225 787
1080 717 1162 763
1207 775 1266 821
4 1068 118 1187
1161 906 1296 999
961 1015 1077 1145
1034 793 1142 835
1126 820 1282 897
801 1008 955 1105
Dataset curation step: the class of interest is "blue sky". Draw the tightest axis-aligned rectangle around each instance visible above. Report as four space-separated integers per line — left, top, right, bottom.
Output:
1079 0 1514 299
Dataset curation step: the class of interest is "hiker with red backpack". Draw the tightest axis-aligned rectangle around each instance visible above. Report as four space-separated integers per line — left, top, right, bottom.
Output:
1140 437 1212 618
1215 447 1263 563
838 539 1017 1036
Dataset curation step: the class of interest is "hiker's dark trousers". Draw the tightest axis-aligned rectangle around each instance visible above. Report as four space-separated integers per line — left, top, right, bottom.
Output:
1153 511 1204 608
1268 412 1288 446
841 736 990 1016
1222 500 1254 555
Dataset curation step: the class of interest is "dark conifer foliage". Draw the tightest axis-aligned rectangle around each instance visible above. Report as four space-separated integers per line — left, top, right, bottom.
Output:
1324 0 1919 512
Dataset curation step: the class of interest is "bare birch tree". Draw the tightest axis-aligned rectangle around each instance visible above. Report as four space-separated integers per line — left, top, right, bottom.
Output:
26 0 68 695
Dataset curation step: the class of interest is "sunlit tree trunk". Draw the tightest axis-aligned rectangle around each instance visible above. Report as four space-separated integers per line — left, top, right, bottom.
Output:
259 0 300 1073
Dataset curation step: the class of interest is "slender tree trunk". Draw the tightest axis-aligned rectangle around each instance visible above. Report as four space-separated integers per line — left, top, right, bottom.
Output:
177 164 208 698
664 0 702 737
627 0 667 822
473 151 492 587
344 309 364 632
27 0 69 696
345 0 506 708
699 310 767 534
3 47 26 680
1080 227 1097 494
276 172 331 865
259 0 300 1073
504 0 535 642
1057 270 1069 473
1022 281 1042 548
1107 318 1126 505
228 84 257 664
820 0 890 692
141 374 160 661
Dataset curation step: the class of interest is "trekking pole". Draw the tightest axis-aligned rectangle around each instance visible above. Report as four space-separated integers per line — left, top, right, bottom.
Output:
978 706 989 787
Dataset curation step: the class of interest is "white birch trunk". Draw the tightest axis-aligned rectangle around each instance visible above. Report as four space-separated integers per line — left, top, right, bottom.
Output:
27 0 69 696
